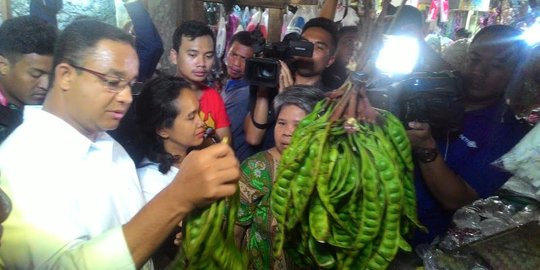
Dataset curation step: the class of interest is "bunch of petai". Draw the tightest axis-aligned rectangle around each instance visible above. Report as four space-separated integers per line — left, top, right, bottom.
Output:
271 99 425 270
172 189 248 269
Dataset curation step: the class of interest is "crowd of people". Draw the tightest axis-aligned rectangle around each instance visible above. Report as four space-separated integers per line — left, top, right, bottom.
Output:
0 0 537 269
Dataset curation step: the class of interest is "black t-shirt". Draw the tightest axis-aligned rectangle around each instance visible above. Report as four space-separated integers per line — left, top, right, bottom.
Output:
0 104 23 144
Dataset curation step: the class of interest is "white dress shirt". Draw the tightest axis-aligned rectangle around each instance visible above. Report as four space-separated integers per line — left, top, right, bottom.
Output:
137 158 178 202
0 107 148 269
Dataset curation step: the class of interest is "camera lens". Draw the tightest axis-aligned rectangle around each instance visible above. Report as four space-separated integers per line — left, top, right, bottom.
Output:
258 66 275 79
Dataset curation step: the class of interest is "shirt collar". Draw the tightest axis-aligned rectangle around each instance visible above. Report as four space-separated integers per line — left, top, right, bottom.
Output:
225 79 249 91
25 106 116 159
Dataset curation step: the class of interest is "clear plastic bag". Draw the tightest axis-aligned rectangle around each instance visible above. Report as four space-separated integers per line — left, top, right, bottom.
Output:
492 124 540 198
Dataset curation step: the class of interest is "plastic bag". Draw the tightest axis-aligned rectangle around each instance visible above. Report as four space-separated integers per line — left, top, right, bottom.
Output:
334 4 360 27
492 123 540 194
215 6 227 58
286 6 308 35
240 6 251 30
281 9 294 41
246 8 268 39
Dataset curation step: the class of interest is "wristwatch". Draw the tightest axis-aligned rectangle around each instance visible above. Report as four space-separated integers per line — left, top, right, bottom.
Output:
414 147 439 163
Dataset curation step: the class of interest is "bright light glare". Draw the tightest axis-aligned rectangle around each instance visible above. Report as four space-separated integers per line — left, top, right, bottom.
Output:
522 23 540 46
375 35 419 75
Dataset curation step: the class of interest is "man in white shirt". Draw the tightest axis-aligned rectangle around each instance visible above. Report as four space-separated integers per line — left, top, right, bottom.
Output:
0 19 239 269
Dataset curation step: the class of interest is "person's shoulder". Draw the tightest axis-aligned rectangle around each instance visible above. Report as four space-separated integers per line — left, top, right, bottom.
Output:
136 160 160 176
201 85 221 96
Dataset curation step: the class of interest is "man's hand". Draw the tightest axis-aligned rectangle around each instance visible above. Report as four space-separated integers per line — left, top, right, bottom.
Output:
406 121 437 149
278 60 294 93
328 81 379 123
169 143 240 213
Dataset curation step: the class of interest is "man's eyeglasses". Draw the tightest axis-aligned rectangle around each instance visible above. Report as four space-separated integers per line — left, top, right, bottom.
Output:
69 64 135 93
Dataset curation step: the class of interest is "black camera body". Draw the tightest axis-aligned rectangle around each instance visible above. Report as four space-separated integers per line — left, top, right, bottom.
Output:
244 39 314 88
365 71 465 134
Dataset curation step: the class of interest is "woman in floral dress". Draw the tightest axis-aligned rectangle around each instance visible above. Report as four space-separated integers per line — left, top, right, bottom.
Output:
236 85 325 270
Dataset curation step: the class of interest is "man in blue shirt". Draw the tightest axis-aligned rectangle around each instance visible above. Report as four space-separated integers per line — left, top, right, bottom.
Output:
407 25 531 244
221 31 257 162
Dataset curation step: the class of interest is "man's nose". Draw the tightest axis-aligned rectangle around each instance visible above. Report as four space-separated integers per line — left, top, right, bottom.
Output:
232 56 242 66
195 55 206 67
116 85 133 105
38 74 49 89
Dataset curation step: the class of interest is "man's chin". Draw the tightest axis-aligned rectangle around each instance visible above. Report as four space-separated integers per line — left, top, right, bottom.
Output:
296 69 319 78
27 98 45 106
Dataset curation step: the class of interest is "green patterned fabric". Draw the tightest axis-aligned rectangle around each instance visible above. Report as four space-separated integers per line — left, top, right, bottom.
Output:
237 151 289 270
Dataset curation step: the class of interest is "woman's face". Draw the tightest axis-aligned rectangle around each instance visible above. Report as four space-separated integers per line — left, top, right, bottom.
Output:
159 89 206 156
274 105 307 154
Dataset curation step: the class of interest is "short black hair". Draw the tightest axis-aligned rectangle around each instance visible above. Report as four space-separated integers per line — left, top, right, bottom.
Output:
172 20 215 52
338 25 360 40
386 5 424 35
470 25 527 68
0 16 57 62
302 17 339 54
51 19 134 84
471 24 523 46
229 31 256 48
455 27 471 39
135 75 195 174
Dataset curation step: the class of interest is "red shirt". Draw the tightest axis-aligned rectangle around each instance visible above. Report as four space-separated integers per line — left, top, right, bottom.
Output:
199 85 231 129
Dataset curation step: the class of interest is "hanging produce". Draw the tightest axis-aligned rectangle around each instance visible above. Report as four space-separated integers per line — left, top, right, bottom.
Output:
270 79 425 270
171 139 248 270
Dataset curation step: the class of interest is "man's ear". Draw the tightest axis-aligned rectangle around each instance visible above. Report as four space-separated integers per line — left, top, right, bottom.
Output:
55 63 75 91
169 49 178 65
326 53 336 68
0 55 11 76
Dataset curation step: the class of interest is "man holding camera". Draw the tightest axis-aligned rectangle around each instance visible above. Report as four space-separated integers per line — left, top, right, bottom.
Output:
407 25 531 245
244 17 339 146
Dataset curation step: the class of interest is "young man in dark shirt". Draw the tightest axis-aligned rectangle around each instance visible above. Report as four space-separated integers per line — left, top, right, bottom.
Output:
220 31 257 161
0 16 57 143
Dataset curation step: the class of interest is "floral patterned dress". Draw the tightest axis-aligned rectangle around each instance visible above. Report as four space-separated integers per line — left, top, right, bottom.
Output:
237 150 290 270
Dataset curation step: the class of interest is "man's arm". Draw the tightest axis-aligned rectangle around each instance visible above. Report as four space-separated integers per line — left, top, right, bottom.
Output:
244 89 270 146
124 0 164 82
123 143 239 267
407 122 478 210
216 127 232 144
320 0 338 20
245 61 292 145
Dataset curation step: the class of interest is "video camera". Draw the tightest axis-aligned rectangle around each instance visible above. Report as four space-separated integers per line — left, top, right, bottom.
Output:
244 34 314 88
363 70 465 134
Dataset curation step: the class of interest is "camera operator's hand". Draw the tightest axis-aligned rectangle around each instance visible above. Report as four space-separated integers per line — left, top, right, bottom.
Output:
278 60 294 93
406 121 437 149
328 81 378 124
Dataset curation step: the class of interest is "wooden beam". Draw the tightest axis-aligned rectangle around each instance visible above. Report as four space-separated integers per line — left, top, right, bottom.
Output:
267 8 283 42
0 0 11 20
181 0 206 23
197 0 289 9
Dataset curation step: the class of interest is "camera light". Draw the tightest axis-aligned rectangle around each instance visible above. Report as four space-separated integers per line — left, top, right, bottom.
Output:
522 21 540 46
375 35 419 75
